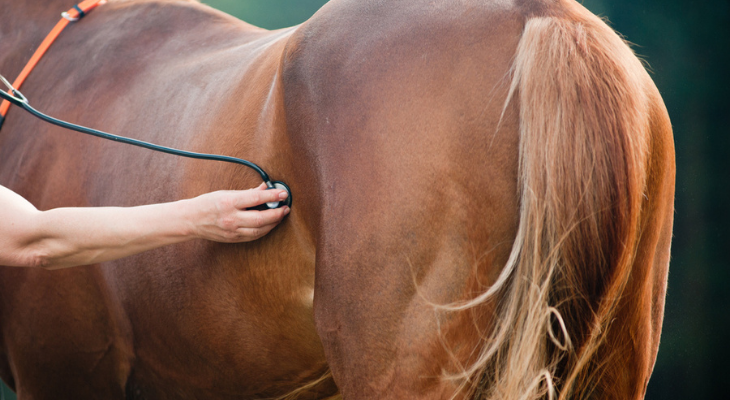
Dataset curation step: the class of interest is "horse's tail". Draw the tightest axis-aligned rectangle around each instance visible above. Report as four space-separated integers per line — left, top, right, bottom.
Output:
455 3 666 399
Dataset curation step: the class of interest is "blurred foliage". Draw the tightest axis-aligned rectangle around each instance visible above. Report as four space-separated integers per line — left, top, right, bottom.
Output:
203 0 329 29
3 1 727 399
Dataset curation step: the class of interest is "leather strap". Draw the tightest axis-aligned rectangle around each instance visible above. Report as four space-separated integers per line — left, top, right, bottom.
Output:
0 0 106 121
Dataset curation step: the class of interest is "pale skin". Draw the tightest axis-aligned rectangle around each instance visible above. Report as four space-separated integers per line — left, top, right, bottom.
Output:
0 183 289 270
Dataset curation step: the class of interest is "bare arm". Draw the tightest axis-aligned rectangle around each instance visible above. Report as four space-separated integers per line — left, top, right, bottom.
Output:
0 184 289 270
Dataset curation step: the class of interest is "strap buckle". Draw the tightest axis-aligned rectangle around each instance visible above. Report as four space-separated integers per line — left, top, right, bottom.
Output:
61 11 79 22
0 74 28 105
62 4 87 22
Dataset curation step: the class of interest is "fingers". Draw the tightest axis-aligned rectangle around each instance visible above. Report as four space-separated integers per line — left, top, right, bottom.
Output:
234 186 289 209
220 207 289 242
235 222 280 241
239 206 290 229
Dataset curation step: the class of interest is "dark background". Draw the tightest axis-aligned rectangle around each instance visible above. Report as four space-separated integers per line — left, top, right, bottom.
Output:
2 1 727 399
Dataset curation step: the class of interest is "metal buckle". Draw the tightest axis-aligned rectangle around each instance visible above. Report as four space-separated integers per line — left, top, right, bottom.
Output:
0 74 28 105
61 11 79 22
0 74 13 92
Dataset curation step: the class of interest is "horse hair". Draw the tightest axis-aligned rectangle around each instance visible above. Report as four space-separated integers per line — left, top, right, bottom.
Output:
444 3 654 399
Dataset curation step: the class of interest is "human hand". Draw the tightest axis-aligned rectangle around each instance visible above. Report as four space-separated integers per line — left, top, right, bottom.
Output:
189 183 290 243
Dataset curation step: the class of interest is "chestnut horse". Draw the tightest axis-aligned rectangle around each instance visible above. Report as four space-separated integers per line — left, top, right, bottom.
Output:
0 0 674 399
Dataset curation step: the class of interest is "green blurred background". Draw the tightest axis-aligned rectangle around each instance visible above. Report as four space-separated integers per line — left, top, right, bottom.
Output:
2 1 727 399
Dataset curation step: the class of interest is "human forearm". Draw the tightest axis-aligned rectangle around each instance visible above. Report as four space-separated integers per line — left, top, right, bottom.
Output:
1 185 289 269
25 200 197 270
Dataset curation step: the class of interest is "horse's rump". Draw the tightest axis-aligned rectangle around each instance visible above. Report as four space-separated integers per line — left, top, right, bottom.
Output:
283 0 674 398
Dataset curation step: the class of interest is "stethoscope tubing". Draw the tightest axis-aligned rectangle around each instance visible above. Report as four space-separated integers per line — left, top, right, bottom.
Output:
0 75 291 209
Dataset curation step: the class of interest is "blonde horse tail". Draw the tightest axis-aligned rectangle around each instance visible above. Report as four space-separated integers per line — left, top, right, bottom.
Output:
454 3 665 399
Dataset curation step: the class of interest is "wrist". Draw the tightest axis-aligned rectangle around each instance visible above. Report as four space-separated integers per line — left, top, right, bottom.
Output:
173 198 204 240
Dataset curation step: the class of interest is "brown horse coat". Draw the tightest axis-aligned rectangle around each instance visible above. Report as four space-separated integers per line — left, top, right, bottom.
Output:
0 0 674 399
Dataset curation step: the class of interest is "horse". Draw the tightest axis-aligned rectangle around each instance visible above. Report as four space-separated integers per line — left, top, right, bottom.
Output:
0 0 675 399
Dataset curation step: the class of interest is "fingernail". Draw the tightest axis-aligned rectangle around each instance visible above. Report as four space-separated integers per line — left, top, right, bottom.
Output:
279 191 288 200
284 207 290 214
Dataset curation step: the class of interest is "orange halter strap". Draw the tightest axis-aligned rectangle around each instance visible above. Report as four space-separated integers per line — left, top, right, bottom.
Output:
0 0 105 127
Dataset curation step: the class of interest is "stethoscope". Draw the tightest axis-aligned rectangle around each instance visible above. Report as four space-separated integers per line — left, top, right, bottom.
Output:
0 74 292 210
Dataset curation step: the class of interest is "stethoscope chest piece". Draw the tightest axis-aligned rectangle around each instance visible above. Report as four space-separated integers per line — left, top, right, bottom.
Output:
266 181 292 209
